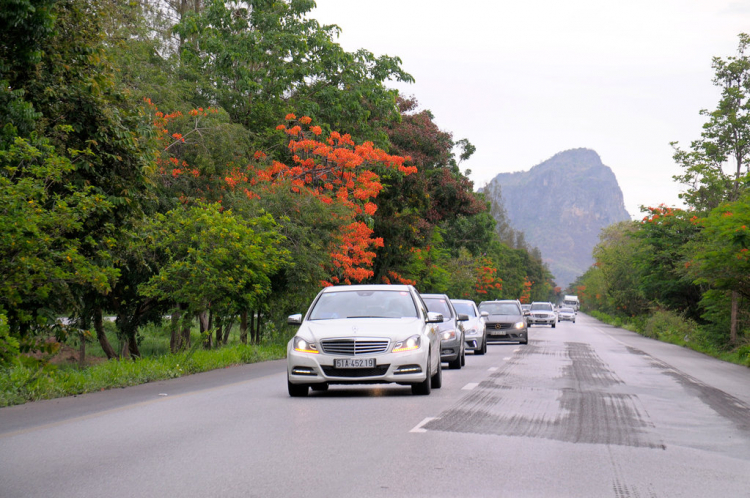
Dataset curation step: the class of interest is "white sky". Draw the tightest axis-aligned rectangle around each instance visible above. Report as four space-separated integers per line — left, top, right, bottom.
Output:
311 0 750 218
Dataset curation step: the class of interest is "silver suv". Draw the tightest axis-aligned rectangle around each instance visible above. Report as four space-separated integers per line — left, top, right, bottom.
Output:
528 302 557 328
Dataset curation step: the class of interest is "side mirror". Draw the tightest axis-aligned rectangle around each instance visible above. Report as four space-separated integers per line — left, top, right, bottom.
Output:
426 312 444 324
523 310 531 317
287 314 303 325
480 311 489 318
457 313 469 322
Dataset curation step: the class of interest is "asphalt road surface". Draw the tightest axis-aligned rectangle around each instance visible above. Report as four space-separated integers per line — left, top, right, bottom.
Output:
2 313 749 497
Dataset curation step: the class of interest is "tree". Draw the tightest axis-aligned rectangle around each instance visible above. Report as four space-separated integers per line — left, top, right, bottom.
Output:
140 203 289 348
673 33 750 339
688 197 750 344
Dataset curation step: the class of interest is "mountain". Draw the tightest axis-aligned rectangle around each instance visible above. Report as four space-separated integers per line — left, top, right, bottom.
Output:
484 148 631 289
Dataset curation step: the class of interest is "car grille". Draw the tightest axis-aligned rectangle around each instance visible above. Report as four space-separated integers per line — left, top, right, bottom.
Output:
486 322 513 330
532 313 552 319
320 339 390 355
322 365 390 377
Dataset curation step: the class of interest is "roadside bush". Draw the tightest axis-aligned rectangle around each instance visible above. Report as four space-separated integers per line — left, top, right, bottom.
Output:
643 310 699 345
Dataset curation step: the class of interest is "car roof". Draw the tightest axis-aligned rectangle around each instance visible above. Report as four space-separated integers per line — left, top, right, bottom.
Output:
479 300 519 304
450 299 476 304
321 284 413 293
420 293 450 298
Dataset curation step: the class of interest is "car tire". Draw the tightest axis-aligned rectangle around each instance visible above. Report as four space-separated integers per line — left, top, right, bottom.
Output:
552 322 556 328
431 356 442 389
460 343 466 366
475 338 486 355
448 353 461 369
412 354 432 395
310 383 329 392
288 379 309 397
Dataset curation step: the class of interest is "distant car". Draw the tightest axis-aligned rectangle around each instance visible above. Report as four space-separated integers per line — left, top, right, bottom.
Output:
286 284 443 396
521 304 531 314
451 299 488 355
421 294 468 369
558 307 576 323
528 302 556 328
478 300 528 345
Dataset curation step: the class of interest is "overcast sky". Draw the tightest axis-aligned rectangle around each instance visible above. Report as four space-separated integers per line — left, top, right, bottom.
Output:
311 0 750 218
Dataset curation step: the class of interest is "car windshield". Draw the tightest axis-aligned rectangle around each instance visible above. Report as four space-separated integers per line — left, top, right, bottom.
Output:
308 290 417 319
452 302 477 317
531 303 553 311
560 307 574 312
422 297 454 318
479 303 519 315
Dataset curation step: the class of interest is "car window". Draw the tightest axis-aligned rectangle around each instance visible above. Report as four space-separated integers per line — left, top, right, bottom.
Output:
530 303 553 311
452 302 477 317
309 290 417 319
560 307 574 312
422 297 454 318
479 303 520 315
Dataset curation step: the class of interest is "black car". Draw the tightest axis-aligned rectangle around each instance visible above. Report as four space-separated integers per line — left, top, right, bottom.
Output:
478 300 529 345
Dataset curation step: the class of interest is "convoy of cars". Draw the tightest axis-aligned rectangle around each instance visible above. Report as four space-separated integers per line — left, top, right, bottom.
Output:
286 284 578 396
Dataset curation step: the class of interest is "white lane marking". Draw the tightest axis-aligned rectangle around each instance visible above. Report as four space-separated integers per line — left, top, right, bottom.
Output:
410 417 437 433
488 367 498 372
462 383 479 391
513 349 521 353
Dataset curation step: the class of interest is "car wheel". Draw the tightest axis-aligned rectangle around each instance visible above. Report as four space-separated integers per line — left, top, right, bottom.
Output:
448 353 461 369
552 322 556 328
431 356 442 389
460 343 466 366
310 383 329 392
288 379 309 397
475 337 486 355
412 353 432 395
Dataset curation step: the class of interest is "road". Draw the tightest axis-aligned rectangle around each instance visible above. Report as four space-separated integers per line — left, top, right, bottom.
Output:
1 314 749 497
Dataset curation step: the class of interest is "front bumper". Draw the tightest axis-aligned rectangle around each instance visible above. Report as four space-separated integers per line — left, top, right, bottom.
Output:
440 336 461 361
486 329 527 343
528 315 556 325
464 332 484 351
287 346 429 386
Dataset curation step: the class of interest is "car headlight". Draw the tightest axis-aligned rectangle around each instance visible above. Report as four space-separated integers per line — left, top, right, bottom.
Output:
514 321 525 329
292 336 319 354
442 330 456 341
465 327 479 336
393 334 421 353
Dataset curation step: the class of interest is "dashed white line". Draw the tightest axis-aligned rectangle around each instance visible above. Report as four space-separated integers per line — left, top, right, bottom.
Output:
503 357 511 361
410 417 437 433
488 367 498 372
513 349 521 353
462 382 479 391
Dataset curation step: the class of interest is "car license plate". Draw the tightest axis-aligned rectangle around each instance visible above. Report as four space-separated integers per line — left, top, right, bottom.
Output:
490 330 507 336
334 358 376 368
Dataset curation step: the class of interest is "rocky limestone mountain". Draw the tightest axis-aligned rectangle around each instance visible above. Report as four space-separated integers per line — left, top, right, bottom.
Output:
484 148 631 289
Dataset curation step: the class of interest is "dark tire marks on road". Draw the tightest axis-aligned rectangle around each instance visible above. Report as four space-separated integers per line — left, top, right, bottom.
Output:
424 341 665 449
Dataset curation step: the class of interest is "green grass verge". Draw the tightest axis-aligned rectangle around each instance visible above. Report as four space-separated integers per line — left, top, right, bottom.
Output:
0 343 286 408
587 310 750 368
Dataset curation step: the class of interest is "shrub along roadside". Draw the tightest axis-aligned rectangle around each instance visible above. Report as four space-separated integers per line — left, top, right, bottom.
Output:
0 343 286 408
588 310 750 367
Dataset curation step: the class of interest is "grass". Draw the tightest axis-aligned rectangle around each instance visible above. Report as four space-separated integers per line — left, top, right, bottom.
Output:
0 319 289 408
588 309 750 368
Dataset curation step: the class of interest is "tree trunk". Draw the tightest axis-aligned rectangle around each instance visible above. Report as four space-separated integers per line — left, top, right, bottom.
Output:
128 333 140 358
250 310 256 345
240 310 248 345
730 290 739 345
214 315 222 348
170 309 182 353
180 303 191 348
121 339 130 360
78 332 86 368
94 307 118 359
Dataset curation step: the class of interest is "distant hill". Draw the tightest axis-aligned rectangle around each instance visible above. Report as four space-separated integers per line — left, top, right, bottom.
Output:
484 148 631 289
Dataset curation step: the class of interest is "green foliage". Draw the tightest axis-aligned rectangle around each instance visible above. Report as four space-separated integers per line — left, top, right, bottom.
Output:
643 310 700 344
140 203 290 317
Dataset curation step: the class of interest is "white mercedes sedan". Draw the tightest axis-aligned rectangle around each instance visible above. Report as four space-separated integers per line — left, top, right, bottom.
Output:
286 284 443 396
